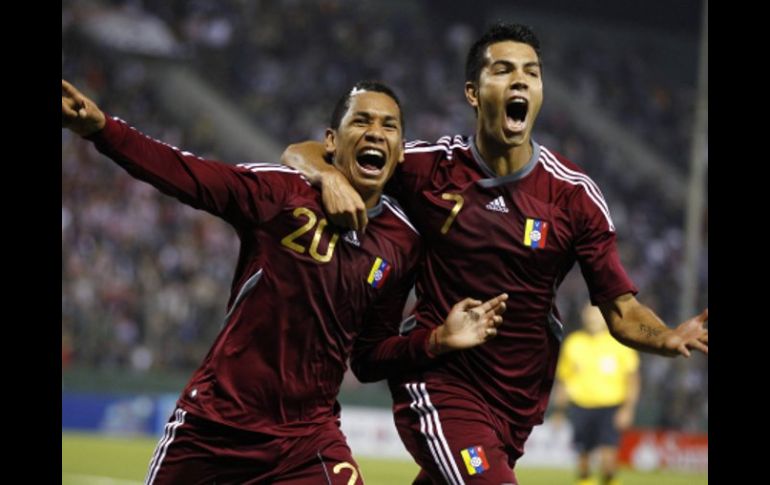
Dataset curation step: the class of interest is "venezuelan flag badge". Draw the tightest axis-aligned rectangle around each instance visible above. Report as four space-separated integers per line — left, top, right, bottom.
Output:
460 445 490 476
367 257 392 288
523 218 549 249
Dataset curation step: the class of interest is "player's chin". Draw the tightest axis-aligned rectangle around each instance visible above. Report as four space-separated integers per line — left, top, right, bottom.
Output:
350 172 387 192
499 130 528 147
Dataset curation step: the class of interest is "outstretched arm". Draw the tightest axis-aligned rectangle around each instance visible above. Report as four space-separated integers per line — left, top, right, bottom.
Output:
62 79 291 226
282 141 368 231
599 293 708 357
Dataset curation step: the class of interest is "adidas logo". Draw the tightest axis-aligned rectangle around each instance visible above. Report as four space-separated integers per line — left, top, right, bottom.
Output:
485 196 509 213
343 230 361 246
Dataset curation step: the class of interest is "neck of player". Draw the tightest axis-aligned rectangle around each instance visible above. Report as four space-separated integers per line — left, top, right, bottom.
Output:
360 188 383 210
476 131 532 177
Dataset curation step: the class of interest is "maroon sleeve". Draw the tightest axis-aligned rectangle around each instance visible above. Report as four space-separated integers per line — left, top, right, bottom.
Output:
384 142 436 202
572 187 638 305
86 116 301 227
350 247 435 383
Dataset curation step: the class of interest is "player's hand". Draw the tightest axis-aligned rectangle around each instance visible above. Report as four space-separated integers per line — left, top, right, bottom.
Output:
62 80 106 137
664 308 708 357
321 170 368 232
431 293 508 354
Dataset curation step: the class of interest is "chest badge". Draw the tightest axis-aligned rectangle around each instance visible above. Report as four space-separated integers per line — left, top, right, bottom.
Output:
367 257 392 288
523 218 549 249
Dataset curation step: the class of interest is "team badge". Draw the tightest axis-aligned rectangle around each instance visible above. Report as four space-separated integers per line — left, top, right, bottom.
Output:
523 218 549 249
460 445 490 475
367 257 392 288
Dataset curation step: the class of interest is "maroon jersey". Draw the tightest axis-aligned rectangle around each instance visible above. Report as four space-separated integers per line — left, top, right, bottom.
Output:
353 135 636 428
88 117 421 436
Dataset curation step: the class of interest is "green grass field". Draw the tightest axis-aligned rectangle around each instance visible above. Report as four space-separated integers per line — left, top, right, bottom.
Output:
63 432 707 484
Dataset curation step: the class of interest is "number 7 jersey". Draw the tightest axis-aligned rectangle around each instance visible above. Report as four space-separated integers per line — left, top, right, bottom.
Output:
379 135 637 428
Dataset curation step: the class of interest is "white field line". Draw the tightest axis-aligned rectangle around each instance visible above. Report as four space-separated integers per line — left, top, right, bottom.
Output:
62 473 143 485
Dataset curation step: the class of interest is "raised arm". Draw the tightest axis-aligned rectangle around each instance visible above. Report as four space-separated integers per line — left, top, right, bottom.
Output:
63 79 290 226
599 293 708 357
282 141 369 231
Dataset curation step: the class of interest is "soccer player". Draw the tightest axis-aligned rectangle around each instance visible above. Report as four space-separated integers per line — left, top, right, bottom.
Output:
552 303 640 485
62 79 507 484
283 23 708 485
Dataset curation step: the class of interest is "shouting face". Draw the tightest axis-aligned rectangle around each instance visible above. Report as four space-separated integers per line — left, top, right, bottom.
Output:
326 90 404 207
466 40 543 150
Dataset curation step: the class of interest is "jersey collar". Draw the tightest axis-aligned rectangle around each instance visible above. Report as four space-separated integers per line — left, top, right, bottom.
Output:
367 196 385 218
469 136 540 188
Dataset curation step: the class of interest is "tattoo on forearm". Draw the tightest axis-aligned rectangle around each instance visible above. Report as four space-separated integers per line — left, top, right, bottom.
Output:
640 324 661 339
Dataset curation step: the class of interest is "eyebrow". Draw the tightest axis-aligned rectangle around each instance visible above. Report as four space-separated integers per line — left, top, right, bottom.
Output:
352 111 400 123
490 60 541 69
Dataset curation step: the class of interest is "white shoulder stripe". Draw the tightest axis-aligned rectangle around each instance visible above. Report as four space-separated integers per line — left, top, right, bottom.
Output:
539 150 611 221
383 199 419 235
538 150 615 232
405 139 430 148
539 148 607 207
540 148 607 203
404 145 452 154
437 136 470 149
403 135 469 161
237 163 311 186
404 141 470 154
238 162 293 169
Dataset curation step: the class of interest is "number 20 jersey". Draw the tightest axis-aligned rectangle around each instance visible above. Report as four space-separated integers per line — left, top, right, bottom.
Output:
88 116 422 436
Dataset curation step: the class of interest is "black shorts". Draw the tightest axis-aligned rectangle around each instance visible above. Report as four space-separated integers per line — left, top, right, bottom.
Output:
568 404 621 453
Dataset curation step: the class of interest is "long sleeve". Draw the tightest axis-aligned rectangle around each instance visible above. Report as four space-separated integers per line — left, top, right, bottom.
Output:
351 267 437 383
86 116 300 227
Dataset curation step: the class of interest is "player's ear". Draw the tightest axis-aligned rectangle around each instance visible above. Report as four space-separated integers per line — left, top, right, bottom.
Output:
464 81 479 109
324 128 337 158
396 139 405 164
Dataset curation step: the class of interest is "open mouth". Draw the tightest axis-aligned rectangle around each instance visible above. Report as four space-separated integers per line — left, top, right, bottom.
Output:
356 148 386 174
505 98 528 133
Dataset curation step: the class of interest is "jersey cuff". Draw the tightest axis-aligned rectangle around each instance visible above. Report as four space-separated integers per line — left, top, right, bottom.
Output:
85 114 126 146
590 285 639 306
410 327 438 360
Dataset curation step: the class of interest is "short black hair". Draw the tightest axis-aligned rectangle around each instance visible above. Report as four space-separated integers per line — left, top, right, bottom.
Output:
330 80 405 133
465 23 541 84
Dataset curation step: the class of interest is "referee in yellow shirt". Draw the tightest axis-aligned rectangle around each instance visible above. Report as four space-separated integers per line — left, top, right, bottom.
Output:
553 303 640 485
